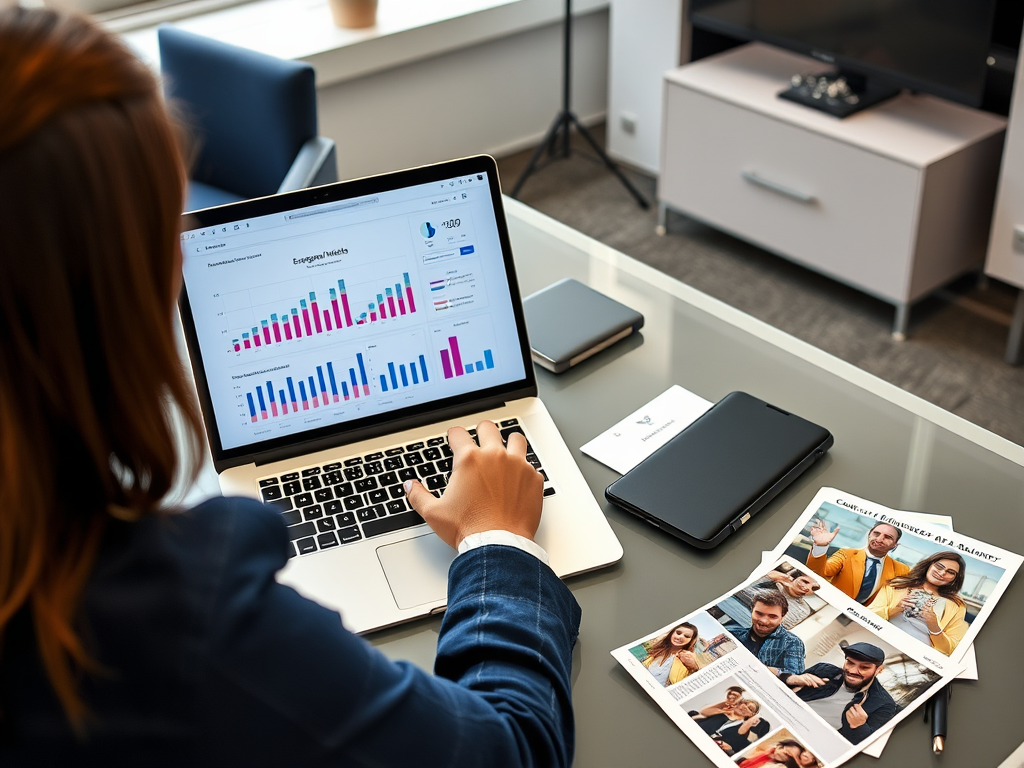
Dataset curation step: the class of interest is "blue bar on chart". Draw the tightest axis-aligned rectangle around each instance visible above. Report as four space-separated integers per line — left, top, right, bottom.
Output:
378 354 430 392
243 352 368 423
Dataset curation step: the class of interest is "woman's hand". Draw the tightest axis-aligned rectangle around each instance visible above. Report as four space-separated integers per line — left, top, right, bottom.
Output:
920 601 941 633
403 420 544 548
738 715 760 734
676 650 699 672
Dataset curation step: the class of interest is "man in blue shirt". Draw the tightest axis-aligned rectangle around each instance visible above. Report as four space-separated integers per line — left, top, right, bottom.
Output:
722 588 805 676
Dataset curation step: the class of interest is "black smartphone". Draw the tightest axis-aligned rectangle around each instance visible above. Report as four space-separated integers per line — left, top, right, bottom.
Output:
605 391 833 549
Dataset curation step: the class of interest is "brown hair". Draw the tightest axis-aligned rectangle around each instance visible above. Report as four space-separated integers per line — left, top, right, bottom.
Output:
0 8 203 731
645 622 699 662
886 551 967 606
749 587 789 615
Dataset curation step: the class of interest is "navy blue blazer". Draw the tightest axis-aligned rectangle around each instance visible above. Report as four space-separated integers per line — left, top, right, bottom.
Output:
793 662 897 743
0 497 581 767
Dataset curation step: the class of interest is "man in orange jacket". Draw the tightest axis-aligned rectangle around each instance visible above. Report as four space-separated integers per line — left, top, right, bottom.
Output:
805 519 909 604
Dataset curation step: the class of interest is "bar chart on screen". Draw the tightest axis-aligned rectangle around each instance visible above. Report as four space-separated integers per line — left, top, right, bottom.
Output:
240 351 371 425
362 329 433 396
223 263 420 356
431 318 497 379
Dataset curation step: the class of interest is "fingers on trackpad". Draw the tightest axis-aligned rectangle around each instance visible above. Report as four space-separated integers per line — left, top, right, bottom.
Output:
377 533 455 610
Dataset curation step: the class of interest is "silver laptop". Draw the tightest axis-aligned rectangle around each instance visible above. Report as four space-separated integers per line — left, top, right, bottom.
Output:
178 155 622 634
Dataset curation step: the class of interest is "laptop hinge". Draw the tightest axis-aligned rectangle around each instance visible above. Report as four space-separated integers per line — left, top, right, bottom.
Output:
239 388 533 469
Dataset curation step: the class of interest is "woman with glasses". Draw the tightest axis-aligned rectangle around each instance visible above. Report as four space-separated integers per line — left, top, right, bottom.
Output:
868 551 968 654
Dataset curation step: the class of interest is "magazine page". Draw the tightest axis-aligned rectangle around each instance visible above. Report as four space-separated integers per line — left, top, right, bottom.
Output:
763 488 1023 668
611 555 962 767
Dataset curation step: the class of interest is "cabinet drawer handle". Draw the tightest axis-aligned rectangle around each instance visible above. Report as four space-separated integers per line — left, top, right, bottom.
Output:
741 170 816 204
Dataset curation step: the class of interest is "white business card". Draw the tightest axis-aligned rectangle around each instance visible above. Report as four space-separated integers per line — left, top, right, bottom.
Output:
580 385 713 475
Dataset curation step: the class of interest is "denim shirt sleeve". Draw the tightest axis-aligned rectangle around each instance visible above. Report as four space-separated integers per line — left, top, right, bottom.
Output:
196 499 582 768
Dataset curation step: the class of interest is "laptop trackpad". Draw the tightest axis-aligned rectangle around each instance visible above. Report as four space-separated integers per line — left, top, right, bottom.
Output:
377 533 456 610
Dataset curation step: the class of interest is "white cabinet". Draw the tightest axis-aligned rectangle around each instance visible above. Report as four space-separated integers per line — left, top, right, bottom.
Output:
985 37 1024 363
659 44 1007 337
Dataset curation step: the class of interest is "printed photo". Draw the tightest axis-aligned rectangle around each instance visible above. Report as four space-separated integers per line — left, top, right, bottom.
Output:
781 500 1007 656
684 678 776 757
706 573 820 679
715 562 826 630
775 612 940 745
627 611 737 687
733 729 821 768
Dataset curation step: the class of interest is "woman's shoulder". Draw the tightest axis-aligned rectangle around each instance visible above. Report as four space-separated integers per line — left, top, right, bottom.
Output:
95 496 289 594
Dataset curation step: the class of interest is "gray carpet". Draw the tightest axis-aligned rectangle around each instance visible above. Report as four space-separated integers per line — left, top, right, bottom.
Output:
496 125 1024 446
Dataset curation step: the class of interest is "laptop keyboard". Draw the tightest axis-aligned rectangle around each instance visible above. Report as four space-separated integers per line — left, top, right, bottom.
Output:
256 418 555 558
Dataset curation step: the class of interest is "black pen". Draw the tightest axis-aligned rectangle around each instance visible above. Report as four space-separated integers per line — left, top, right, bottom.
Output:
930 683 951 754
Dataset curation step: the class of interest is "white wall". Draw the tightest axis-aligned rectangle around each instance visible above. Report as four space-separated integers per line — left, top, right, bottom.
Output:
318 8 610 180
606 0 687 174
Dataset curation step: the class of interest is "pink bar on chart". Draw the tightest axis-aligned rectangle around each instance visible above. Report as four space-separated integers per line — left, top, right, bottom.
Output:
406 285 416 313
260 409 268 420
281 400 288 414
284 324 292 340
397 295 406 315
302 308 312 336
272 321 281 343
370 312 377 322
250 414 258 423
292 315 302 338
233 343 241 352
244 339 251 349
332 300 343 329
270 402 278 417
379 301 387 319
311 302 322 333
387 295 397 317
324 310 332 331
262 326 271 345
302 398 309 410
440 349 453 379
333 394 340 403
321 390 328 406
449 336 464 376
253 335 262 347
341 294 352 326
311 395 318 408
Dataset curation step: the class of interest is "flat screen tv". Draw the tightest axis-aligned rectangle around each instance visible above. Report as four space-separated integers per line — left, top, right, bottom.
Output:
689 0 999 117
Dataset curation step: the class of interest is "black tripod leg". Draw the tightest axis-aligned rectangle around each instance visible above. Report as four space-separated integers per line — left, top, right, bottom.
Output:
511 110 570 199
569 113 649 209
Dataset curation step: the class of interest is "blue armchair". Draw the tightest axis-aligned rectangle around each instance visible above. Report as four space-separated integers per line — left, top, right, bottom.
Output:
157 26 338 212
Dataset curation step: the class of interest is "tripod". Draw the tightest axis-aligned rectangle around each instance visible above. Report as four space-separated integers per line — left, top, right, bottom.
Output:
510 0 649 208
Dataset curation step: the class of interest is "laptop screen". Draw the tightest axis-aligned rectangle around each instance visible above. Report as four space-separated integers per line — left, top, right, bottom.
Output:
178 157 532 465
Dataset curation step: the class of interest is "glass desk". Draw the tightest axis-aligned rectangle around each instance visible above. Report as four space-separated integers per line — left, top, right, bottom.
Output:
368 199 1024 767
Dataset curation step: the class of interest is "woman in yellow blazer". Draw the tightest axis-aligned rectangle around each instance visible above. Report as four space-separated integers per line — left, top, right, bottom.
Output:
640 622 702 686
868 551 969 655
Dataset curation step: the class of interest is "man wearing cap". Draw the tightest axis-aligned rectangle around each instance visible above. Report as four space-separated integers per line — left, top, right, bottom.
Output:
805 519 910 604
781 642 897 744
722 589 805 677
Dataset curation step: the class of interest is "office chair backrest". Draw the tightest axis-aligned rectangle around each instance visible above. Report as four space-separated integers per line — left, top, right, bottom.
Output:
158 27 317 200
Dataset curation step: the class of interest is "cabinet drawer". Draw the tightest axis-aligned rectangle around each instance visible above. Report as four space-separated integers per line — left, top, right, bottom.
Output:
660 85 920 301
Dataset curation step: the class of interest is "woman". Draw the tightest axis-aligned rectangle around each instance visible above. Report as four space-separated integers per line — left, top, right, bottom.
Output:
868 551 968 654
700 698 770 755
640 622 702 686
698 685 745 718
0 9 577 766
735 738 805 768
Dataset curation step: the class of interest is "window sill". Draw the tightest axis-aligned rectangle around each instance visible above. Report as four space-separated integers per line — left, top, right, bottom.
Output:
122 0 608 88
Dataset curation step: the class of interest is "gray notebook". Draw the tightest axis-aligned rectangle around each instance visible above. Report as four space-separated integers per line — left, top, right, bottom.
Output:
523 278 643 373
